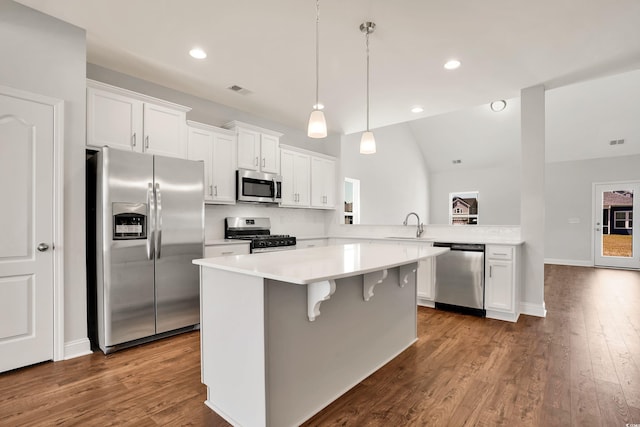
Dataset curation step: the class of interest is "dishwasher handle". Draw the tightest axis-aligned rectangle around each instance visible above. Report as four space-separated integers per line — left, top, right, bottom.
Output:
433 242 485 252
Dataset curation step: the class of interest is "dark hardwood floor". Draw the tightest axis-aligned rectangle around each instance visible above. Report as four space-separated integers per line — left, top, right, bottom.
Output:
1 265 639 426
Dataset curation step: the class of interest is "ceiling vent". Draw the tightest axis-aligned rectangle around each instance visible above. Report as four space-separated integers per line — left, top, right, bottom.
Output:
609 139 625 145
227 85 252 95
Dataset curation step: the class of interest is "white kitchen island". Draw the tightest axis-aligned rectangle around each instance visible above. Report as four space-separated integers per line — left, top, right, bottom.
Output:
193 243 448 427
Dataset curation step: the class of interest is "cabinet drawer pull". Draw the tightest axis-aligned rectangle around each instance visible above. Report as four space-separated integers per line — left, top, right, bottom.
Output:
493 252 508 256
221 251 234 255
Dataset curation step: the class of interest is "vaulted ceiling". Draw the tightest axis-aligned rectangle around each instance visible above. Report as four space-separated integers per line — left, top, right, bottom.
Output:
15 0 640 138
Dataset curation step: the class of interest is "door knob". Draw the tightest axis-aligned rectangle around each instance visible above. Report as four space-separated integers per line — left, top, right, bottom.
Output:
37 243 49 252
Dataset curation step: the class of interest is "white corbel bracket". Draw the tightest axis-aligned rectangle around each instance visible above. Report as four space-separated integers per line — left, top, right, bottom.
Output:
399 264 417 288
363 269 388 301
308 279 337 321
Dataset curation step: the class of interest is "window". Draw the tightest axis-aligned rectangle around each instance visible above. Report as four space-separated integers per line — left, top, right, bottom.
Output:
449 191 479 225
344 178 360 225
615 210 632 229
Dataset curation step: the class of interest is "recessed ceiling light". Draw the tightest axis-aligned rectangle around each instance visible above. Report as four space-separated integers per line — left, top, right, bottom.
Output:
444 59 461 70
189 48 207 59
490 100 507 112
313 103 325 110
411 106 424 113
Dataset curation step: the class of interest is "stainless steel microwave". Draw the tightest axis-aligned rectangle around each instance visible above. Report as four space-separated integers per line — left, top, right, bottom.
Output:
236 169 282 203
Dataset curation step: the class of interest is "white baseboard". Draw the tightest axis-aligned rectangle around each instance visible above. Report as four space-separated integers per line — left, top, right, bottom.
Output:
64 338 93 360
520 301 547 318
544 258 593 267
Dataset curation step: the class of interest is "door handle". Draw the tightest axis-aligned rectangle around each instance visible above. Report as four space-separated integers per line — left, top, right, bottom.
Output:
147 183 155 260
37 243 49 252
155 183 162 259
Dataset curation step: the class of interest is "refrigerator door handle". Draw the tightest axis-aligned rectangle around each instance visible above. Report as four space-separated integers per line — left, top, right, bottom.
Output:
147 182 155 260
155 182 163 259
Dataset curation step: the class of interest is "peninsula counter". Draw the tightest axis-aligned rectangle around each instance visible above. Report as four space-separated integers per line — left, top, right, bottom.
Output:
193 243 448 427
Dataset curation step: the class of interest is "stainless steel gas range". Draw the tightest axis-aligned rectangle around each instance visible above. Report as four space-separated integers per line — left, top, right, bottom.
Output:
224 217 296 253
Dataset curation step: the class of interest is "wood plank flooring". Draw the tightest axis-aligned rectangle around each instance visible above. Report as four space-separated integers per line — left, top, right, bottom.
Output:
1 265 639 426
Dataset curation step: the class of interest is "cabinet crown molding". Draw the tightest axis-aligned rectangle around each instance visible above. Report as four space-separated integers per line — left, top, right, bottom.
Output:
222 120 283 137
87 79 191 113
187 120 236 136
280 144 336 161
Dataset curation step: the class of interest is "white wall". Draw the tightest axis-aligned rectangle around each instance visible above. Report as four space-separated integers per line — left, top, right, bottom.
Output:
0 0 87 354
429 165 521 225
545 154 640 264
340 123 429 225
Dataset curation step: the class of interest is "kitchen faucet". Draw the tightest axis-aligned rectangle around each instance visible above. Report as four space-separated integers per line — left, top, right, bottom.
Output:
403 212 424 238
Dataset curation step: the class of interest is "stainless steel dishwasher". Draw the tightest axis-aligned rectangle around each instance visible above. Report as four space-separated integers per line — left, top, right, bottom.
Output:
433 242 485 316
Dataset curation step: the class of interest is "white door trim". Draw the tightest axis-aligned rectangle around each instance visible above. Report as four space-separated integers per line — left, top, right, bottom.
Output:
1 85 65 362
592 180 640 269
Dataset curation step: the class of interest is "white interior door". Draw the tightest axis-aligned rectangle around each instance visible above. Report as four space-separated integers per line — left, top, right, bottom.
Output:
594 182 640 269
0 88 55 372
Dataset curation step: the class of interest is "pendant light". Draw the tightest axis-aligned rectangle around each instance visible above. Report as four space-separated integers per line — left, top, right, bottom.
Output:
307 0 327 138
360 21 376 154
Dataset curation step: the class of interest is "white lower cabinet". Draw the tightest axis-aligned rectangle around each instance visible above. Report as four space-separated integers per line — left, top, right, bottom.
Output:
484 245 520 322
204 244 250 258
416 257 435 307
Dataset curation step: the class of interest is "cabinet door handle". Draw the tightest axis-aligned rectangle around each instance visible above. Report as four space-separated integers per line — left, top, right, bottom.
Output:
262 158 265 168
489 266 492 278
208 185 213 196
255 156 259 167
145 135 150 149
214 185 218 196
132 133 137 148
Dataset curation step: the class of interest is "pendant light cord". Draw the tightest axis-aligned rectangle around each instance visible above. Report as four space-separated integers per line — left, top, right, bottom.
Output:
315 0 320 109
365 29 370 131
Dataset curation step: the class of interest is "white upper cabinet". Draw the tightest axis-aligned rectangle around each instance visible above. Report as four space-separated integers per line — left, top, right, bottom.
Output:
224 121 282 174
87 80 190 158
280 149 310 207
310 156 336 209
187 121 237 204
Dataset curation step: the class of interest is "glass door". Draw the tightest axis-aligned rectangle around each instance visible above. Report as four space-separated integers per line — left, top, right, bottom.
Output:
594 182 640 269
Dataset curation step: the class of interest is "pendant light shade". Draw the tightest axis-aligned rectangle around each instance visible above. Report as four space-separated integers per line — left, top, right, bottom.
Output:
360 131 376 154
359 21 376 154
308 109 327 138
308 0 327 139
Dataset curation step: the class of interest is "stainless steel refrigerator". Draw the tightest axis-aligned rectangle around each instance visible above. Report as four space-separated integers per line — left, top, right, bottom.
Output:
93 147 204 353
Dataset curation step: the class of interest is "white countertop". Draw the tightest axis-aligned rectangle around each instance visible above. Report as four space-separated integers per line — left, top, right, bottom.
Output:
204 239 251 246
193 243 449 285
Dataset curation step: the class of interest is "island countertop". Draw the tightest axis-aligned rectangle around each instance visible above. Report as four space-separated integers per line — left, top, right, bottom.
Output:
193 242 449 285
